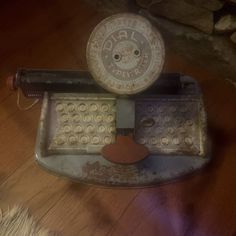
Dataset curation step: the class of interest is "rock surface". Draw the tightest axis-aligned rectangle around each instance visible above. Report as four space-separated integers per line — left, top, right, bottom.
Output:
230 31 236 43
136 0 152 8
136 0 162 9
149 0 214 34
141 10 236 84
185 0 224 11
215 14 236 33
226 0 236 4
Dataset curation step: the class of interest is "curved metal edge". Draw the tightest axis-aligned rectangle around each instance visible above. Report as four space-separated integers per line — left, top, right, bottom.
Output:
86 13 165 95
35 152 211 188
34 87 212 187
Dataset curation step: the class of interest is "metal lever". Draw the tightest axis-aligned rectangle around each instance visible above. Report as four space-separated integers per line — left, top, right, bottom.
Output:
102 134 149 164
102 98 149 164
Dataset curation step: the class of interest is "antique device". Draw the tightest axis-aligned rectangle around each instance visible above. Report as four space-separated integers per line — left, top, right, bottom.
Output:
7 14 210 187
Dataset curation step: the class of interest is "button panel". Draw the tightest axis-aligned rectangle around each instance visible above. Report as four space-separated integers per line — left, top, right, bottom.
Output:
135 98 204 155
49 95 116 154
47 94 205 157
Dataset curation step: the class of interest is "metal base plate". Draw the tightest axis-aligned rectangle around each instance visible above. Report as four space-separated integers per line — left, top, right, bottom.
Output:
35 75 210 187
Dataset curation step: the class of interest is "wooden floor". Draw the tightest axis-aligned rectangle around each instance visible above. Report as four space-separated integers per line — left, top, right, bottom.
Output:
0 0 236 235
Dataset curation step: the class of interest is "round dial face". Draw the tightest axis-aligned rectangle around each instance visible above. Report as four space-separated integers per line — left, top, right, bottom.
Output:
86 13 165 95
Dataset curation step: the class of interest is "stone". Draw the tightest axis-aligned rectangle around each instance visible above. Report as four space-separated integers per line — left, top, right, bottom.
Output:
230 32 236 43
215 15 236 33
140 10 236 85
136 0 162 8
136 0 152 8
136 0 162 9
185 0 224 11
226 0 236 4
149 0 214 34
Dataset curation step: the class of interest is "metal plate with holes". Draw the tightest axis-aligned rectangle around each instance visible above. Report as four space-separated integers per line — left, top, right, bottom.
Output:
86 13 165 95
135 97 206 156
45 94 116 155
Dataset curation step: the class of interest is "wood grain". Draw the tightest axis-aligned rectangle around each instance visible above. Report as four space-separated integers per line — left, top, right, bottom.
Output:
0 1 236 235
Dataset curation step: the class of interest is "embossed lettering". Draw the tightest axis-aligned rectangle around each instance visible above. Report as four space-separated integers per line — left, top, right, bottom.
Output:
118 30 128 40
104 40 113 51
130 31 138 42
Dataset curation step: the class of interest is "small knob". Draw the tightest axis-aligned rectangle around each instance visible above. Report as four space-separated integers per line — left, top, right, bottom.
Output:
6 75 17 90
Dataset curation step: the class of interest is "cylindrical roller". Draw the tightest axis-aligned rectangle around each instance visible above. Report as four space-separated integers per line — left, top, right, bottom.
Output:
6 69 106 98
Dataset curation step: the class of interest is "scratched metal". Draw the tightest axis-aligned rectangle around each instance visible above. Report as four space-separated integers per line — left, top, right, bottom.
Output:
86 13 165 95
35 90 210 187
135 97 207 156
46 93 116 155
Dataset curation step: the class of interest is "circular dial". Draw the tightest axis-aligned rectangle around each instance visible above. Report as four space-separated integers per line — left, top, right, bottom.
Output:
86 13 165 95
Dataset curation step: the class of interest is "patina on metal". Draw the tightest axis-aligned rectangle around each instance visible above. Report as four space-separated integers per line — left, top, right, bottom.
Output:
86 13 165 95
35 73 210 187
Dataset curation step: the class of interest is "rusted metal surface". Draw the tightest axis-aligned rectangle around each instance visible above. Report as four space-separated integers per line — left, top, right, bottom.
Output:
8 69 105 98
33 14 210 187
35 75 210 186
135 97 207 156
47 93 116 154
86 13 165 95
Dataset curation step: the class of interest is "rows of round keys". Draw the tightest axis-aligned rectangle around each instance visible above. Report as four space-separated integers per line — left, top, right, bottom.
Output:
47 94 206 156
135 98 206 156
48 94 116 154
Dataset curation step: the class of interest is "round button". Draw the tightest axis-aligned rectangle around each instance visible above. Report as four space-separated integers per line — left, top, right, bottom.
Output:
164 116 171 123
80 136 89 144
167 127 174 134
83 114 92 122
68 136 77 145
55 135 66 145
149 137 158 145
86 13 165 95
138 137 146 145
94 115 103 123
60 114 69 123
86 125 95 133
90 103 98 112
185 119 193 126
75 125 83 133
147 105 154 113
67 103 75 112
180 106 188 113
92 136 100 144
72 114 81 123
108 126 115 133
98 125 106 133
56 103 64 112
161 137 169 145
101 104 109 112
158 106 165 113
184 137 193 146
63 125 71 133
172 137 180 145
169 106 177 113
104 136 112 144
105 114 115 123
78 103 87 112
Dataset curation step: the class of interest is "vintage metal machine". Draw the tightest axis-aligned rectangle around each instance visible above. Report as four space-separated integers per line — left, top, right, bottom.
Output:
7 13 210 186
